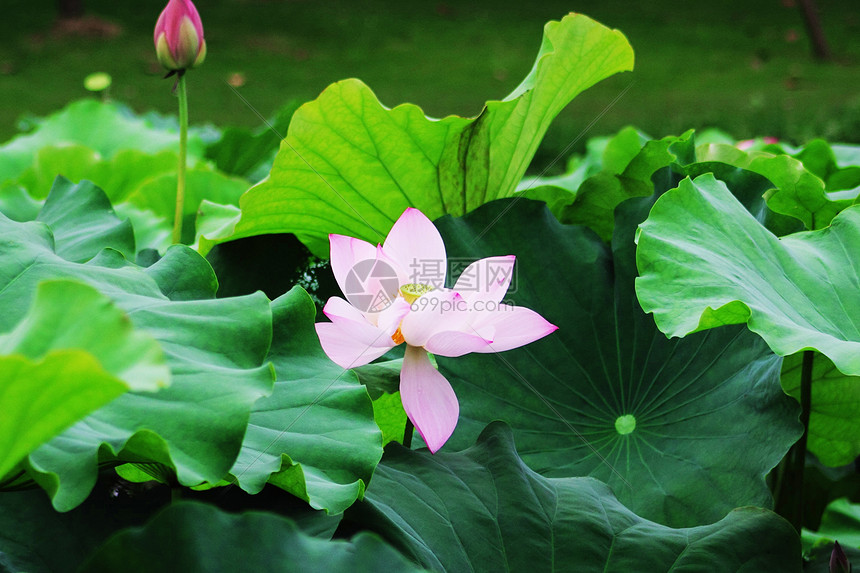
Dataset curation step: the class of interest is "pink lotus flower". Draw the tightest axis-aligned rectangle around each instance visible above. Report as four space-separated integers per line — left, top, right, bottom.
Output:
315 208 558 453
154 0 207 72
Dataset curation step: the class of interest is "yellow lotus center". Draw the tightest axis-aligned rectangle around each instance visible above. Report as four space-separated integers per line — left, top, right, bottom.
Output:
390 284 435 344
399 283 434 304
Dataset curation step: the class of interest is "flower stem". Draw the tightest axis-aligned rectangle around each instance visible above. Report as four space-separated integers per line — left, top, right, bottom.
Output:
792 350 814 530
403 417 414 449
172 73 189 244
773 350 814 532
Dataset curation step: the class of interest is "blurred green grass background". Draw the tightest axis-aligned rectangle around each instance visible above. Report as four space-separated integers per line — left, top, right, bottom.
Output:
1 0 858 161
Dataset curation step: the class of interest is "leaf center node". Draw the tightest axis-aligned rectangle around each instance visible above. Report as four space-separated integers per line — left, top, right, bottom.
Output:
614 414 636 435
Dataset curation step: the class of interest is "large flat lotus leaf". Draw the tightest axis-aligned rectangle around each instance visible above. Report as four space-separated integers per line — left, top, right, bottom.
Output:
0 200 274 510
432 198 800 527
635 173 860 377
0 280 168 480
0 100 205 182
357 422 801 572
81 501 421 573
9 147 177 254
228 286 382 514
201 13 633 256
781 352 860 466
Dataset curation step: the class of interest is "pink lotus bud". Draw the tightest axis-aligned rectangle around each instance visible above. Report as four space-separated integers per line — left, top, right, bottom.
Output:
154 0 207 72
831 541 852 573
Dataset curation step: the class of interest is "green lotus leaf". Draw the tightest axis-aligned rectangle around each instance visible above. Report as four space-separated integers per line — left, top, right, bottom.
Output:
598 125 651 174
204 100 301 182
80 502 421 573
0 182 44 222
831 143 860 168
0 280 168 480
114 202 173 259
802 497 860 551
758 139 860 191
11 147 248 252
0 354 127 485
124 167 249 247
518 129 811 240
0 280 168 392
0 482 342 572
522 134 860 240
781 352 860 466
15 144 102 199
793 139 860 191
0 100 206 183
0 485 158 573
351 360 409 446
0 176 137 263
36 176 135 262
432 198 800 527
354 359 402 399
227 286 382 515
635 173 860 377
357 422 801 572
558 129 695 238
194 200 242 255
15 145 178 202
695 143 858 230
0 182 274 511
370 392 407 447
201 13 634 256
514 126 650 221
